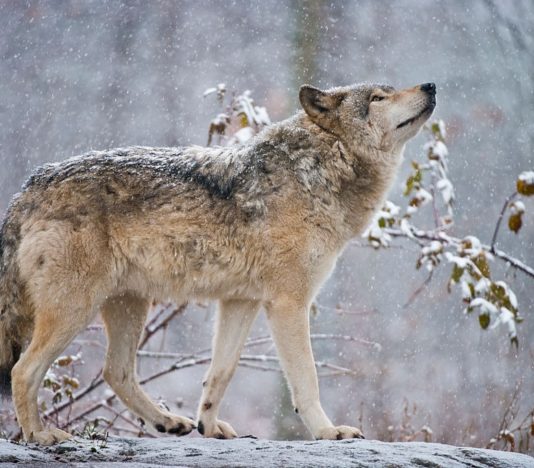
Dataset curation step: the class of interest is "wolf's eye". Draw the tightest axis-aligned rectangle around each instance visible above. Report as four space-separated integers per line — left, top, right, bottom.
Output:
371 95 385 102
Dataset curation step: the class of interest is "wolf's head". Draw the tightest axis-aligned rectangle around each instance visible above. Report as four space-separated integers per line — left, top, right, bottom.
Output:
299 82 436 153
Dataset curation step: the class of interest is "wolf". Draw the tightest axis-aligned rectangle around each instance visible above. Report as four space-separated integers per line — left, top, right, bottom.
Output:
0 81 436 445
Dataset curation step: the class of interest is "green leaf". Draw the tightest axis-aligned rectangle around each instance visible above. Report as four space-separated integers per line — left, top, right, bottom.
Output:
451 265 464 283
469 283 475 298
517 179 534 196
490 282 506 301
479 313 490 330
473 254 491 278
508 212 522 234
404 176 415 196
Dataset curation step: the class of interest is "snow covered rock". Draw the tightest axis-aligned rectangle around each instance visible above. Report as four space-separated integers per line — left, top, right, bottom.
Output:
0 436 532 467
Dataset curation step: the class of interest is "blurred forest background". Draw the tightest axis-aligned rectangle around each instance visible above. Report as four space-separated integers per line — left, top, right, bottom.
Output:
0 0 533 453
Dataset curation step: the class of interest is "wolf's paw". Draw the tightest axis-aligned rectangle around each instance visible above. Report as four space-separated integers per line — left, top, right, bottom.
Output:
29 428 72 445
316 425 364 440
197 418 237 439
154 414 196 436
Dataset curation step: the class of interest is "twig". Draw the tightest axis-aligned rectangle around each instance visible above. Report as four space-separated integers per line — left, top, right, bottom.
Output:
403 271 434 309
490 191 517 253
43 373 105 421
237 362 282 373
314 302 379 317
139 356 213 386
102 405 147 433
310 333 381 350
139 303 188 349
491 247 534 280
430 172 441 228
350 239 410 250
62 402 104 428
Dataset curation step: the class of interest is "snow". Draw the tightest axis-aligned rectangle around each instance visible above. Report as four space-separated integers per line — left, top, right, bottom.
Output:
445 252 470 269
518 171 534 184
424 140 448 161
474 277 491 295
203 83 226 98
437 177 455 204
361 203 400 248
461 280 472 300
383 200 401 216
495 307 518 340
0 436 532 468
415 187 433 205
461 236 483 257
210 113 230 126
432 140 449 159
400 217 415 238
230 127 255 144
234 90 271 127
421 240 443 256
469 297 498 316
437 119 446 139
510 200 525 214
254 106 271 127
494 281 518 310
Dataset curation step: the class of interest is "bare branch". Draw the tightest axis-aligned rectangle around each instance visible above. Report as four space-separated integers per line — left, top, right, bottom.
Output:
490 191 518 253
314 302 379 317
403 271 434 309
139 303 188 349
63 402 104 428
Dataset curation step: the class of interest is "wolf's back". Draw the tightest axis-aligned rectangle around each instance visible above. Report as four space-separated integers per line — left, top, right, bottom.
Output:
0 198 26 397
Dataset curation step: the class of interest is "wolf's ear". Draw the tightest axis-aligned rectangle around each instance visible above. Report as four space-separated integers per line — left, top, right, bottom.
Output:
299 85 344 129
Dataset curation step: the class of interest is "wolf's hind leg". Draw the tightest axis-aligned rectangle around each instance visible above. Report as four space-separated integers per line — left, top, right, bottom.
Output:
11 304 96 445
197 299 260 439
101 294 195 436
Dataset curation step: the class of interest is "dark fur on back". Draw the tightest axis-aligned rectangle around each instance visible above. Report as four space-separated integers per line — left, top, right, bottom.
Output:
24 146 252 201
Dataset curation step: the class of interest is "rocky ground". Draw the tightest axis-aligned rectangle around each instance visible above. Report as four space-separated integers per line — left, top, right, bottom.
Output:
0 436 533 467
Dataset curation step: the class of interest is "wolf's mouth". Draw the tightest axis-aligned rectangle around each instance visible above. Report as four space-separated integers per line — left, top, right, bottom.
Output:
396 102 435 129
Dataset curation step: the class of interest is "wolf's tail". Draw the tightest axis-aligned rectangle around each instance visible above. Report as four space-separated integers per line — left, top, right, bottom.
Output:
0 210 25 398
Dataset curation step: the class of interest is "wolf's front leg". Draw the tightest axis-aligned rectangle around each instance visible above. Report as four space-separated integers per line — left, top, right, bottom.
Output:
197 299 261 438
266 298 364 440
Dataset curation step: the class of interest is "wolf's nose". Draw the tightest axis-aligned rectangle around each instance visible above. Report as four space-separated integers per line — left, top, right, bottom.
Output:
421 82 436 95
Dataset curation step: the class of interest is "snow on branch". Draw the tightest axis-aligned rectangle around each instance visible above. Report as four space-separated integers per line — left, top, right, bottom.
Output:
204 84 271 146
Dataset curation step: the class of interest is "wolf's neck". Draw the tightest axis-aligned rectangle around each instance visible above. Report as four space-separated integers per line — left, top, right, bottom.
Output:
337 142 403 239
257 113 403 241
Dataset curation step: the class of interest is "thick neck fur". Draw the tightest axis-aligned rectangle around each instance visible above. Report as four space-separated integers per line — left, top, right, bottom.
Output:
252 112 403 241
